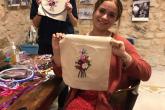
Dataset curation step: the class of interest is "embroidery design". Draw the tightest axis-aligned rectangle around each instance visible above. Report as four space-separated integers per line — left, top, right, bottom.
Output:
75 48 91 78
48 0 58 11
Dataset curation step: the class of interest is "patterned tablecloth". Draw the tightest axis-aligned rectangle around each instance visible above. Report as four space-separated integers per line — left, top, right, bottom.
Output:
0 55 56 110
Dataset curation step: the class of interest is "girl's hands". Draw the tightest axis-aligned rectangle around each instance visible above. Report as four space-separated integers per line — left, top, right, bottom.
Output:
110 39 132 67
52 33 65 50
36 0 41 5
110 39 126 58
65 0 73 14
52 33 65 66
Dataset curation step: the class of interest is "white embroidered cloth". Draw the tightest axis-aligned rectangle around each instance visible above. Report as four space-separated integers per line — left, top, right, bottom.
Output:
38 0 67 21
60 34 112 91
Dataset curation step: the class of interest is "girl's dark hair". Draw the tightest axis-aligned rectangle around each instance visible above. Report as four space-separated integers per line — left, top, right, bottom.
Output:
94 0 123 21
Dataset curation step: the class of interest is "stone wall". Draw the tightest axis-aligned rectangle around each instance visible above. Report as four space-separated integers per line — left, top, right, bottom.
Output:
77 0 165 68
0 0 165 68
0 0 31 48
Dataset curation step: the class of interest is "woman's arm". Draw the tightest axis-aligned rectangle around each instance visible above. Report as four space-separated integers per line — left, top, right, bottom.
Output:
52 33 65 77
110 38 133 67
30 0 42 28
110 36 151 81
32 15 42 28
65 0 78 27
67 11 78 27
124 40 151 81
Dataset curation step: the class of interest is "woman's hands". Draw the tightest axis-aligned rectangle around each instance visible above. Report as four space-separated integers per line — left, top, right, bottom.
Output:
52 33 65 50
110 39 125 57
36 0 41 5
110 39 132 67
52 33 65 66
65 0 78 27
65 0 73 14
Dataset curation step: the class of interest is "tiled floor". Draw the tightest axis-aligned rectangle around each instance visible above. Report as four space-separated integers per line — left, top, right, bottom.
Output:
49 67 165 110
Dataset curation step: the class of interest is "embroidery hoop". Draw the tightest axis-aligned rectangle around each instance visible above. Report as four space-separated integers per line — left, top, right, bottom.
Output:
0 68 34 83
41 0 66 15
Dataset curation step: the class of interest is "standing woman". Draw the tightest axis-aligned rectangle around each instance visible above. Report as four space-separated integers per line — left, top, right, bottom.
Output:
30 0 78 54
52 0 151 110
30 0 78 110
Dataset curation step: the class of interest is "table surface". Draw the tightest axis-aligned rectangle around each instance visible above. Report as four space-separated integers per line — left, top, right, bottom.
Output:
0 55 63 110
0 77 62 110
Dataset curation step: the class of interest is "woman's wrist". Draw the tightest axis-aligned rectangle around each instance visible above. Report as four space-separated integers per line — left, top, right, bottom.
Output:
120 52 132 68
52 49 61 67
52 55 61 66
51 57 62 77
67 12 73 19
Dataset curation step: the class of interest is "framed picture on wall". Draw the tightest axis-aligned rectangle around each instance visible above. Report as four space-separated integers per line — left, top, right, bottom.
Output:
8 0 20 7
20 0 30 6
79 0 97 4
132 0 150 21
78 7 93 19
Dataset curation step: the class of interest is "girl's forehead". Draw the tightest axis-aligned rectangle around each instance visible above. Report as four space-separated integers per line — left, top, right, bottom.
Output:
99 1 117 10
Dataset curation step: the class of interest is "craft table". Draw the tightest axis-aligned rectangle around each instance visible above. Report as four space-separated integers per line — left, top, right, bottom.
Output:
0 55 63 110
0 77 62 110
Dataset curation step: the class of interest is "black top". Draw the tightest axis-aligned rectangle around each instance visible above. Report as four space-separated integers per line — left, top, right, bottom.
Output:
30 0 78 54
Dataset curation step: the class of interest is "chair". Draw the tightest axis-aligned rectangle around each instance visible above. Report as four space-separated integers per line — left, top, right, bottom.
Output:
109 79 140 110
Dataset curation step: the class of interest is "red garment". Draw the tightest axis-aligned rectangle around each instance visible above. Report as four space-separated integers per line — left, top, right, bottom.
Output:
53 35 151 110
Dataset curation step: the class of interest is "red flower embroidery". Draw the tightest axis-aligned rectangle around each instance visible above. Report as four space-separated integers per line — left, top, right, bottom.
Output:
48 0 58 11
75 49 91 78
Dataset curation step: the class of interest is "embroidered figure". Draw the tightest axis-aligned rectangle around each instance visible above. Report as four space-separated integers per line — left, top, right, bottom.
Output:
48 0 58 11
75 48 91 78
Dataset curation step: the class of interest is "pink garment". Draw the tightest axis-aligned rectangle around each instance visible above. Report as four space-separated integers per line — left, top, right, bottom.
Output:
53 34 152 110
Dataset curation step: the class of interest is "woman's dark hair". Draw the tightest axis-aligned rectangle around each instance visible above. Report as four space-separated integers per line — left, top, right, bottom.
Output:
94 0 123 21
